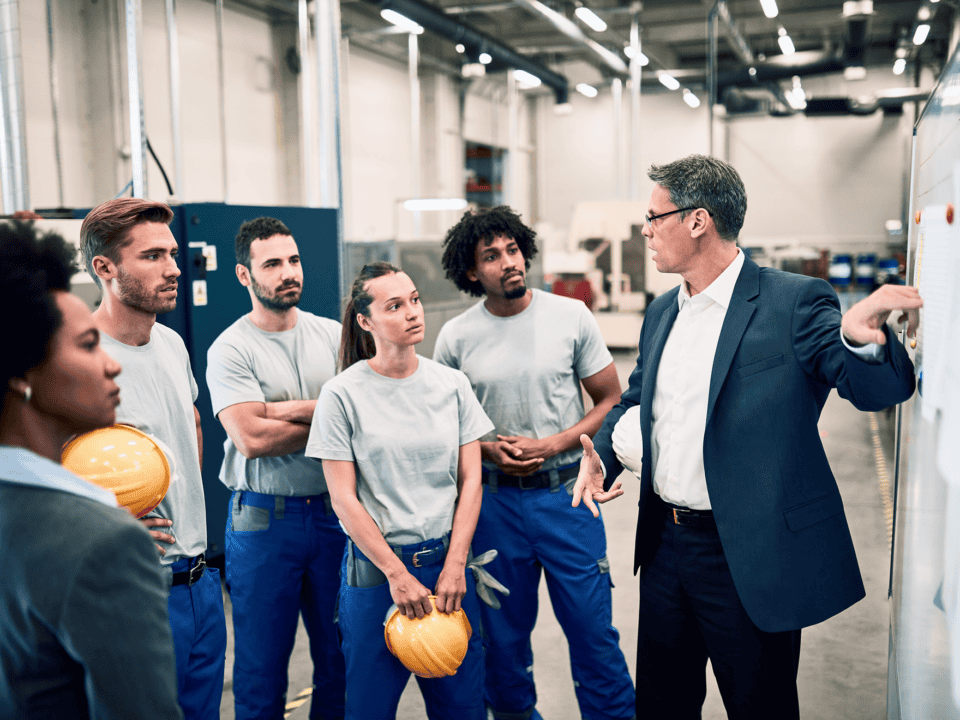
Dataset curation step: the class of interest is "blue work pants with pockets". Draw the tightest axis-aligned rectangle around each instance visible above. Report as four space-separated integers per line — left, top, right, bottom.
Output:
338 538 485 720
226 490 347 720
168 558 227 720
472 480 636 720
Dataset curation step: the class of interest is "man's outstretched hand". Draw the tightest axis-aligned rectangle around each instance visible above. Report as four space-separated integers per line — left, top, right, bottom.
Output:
841 284 923 346
571 434 623 518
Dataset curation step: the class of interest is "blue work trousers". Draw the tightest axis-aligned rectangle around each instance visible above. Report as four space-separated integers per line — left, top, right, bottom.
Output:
167 559 227 720
225 490 347 720
338 538 485 720
472 482 636 720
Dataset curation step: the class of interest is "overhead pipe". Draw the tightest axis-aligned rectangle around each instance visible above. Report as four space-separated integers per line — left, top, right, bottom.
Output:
215 0 228 202
298 0 315 206
165 0 183 199
124 0 146 199
512 0 628 75
46 0 63 207
367 0 569 104
0 0 28 212
315 0 346 295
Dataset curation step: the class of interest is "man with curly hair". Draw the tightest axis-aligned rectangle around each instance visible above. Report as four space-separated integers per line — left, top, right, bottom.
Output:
433 206 636 720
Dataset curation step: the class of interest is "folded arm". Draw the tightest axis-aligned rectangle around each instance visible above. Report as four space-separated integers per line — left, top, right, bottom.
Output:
218 400 315 459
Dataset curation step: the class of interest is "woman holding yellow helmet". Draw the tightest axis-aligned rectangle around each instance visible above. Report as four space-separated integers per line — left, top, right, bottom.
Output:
307 262 493 719
0 221 182 720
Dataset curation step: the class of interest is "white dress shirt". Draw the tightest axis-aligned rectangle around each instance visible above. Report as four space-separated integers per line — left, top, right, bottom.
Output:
641 251 882 510
651 250 746 509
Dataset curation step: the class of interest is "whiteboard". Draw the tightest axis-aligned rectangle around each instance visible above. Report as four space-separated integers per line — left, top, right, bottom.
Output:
888 45 960 720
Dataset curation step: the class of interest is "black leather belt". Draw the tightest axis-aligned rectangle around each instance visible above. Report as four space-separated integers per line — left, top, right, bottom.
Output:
663 503 716 529
482 463 579 490
172 554 206 586
352 540 447 568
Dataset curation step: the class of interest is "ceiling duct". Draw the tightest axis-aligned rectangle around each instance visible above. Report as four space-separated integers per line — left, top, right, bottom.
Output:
365 0 570 103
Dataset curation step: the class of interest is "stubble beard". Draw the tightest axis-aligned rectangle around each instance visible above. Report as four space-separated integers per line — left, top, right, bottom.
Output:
116 268 177 314
252 275 302 312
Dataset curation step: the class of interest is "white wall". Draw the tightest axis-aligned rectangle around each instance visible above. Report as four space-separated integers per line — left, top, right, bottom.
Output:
537 68 924 253
10 4 932 259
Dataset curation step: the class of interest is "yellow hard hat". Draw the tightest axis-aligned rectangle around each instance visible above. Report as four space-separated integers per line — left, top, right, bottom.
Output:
383 597 472 679
62 425 172 518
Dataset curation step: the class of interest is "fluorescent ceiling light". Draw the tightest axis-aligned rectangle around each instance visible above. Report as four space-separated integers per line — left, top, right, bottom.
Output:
576 83 598 98
893 58 906 75
455 43 465 53
682 89 700 108
574 6 607 32
380 9 423 34
913 24 930 45
623 46 650 65
403 198 468 212
917 6 931 21
778 33 796 55
479 52 492 64
514 69 542 88
759 0 778 19
658 73 680 90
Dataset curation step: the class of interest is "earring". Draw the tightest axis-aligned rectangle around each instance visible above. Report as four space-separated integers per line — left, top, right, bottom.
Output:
23 386 31 403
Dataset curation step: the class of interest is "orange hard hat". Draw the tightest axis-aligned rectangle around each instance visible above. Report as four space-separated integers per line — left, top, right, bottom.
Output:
61 425 172 518
383 597 472 678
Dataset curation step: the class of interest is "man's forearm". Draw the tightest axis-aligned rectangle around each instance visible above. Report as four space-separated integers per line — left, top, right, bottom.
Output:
265 399 317 424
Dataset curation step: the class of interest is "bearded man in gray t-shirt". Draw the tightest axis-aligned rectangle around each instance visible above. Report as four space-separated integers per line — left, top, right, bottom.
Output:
206 218 346 720
433 207 636 720
82 198 227 720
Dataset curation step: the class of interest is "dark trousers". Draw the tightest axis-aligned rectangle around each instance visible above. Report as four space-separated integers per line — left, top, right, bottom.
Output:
636 504 802 720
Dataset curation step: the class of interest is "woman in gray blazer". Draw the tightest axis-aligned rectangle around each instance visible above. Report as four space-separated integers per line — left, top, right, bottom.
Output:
0 221 184 720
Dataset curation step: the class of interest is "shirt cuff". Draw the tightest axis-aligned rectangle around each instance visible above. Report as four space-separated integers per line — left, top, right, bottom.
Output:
840 328 885 364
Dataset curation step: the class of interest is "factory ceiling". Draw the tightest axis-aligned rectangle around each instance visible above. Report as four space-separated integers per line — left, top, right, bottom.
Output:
235 0 956 107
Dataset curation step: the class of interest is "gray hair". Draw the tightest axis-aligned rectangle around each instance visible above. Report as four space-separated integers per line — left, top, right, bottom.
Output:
648 154 746 241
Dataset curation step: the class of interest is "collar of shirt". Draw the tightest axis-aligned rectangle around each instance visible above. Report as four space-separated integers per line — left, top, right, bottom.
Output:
677 248 745 312
0 446 118 507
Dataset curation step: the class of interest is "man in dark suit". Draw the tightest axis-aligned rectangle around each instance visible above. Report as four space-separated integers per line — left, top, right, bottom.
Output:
572 154 921 719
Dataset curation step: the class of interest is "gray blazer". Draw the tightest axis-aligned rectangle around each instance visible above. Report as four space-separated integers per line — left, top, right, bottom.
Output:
0 483 183 720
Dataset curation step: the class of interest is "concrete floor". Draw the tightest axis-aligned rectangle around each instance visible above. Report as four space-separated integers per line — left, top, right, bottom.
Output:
218 348 898 720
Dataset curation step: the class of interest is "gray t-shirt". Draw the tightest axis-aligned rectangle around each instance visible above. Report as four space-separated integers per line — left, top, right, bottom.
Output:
101 323 206 566
306 357 494 545
433 289 613 471
206 309 341 496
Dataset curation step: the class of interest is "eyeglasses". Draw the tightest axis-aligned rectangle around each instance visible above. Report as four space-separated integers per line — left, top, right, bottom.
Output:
644 206 709 225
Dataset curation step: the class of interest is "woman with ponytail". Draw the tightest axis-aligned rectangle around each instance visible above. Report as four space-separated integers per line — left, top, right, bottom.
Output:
305 262 493 720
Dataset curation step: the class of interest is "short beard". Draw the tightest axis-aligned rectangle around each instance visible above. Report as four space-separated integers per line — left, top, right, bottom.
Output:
251 274 301 312
504 282 527 300
116 268 176 314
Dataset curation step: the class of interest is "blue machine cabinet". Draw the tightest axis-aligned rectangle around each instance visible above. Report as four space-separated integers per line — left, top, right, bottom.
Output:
157 203 340 558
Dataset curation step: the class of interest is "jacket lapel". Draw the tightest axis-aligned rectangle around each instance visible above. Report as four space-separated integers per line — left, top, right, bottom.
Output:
706 257 760 423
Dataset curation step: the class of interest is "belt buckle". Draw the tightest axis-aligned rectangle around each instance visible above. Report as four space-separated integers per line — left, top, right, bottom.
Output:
188 555 206 585
518 474 539 490
673 508 679 524
411 549 427 568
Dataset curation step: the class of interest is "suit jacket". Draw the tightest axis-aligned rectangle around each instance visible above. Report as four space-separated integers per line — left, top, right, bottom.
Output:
593 258 915 633
0 483 182 720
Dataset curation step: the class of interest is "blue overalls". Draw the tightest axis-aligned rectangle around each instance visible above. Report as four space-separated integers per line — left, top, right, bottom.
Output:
473 464 636 720
226 490 347 720
167 554 227 720
337 537 485 720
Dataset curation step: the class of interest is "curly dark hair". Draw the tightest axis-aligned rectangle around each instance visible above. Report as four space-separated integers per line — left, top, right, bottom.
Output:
235 217 293 269
440 206 538 297
0 220 76 407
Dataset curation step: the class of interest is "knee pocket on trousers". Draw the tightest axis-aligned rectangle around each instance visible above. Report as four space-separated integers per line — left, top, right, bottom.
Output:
232 503 270 532
597 555 614 588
